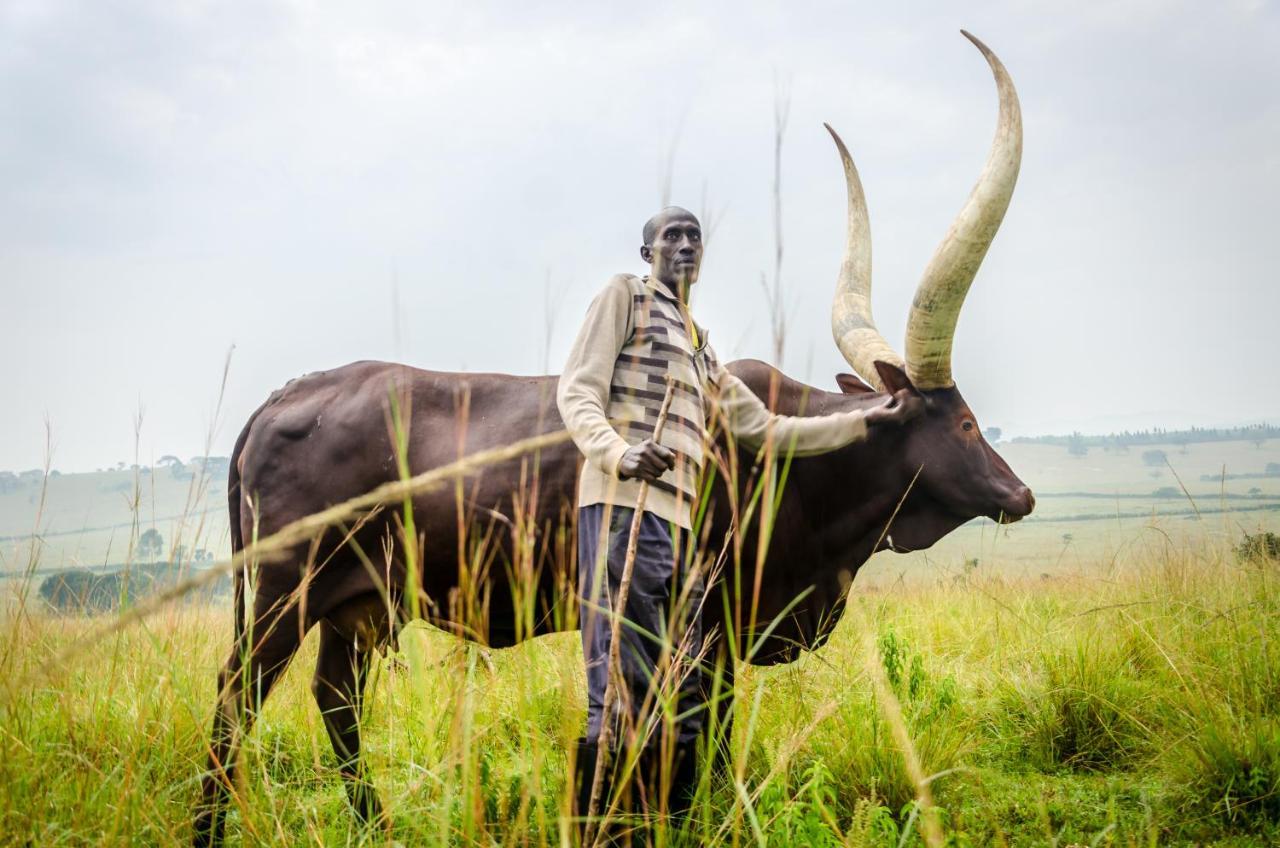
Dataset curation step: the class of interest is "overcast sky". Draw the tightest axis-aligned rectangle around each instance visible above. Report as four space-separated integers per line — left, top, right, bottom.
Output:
2 0 1277 472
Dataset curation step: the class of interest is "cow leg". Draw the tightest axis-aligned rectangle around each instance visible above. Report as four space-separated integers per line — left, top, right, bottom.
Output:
312 619 383 826
193 602 305 847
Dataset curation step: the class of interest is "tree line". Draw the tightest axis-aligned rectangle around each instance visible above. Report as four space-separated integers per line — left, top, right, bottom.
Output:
1010 423 1278 451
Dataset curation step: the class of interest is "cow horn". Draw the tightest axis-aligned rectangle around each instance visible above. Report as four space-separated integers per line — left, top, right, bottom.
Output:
827 123 905 392
904 30 1022 390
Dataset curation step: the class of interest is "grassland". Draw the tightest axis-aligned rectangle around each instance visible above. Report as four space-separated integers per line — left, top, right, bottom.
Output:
1 436 1278 845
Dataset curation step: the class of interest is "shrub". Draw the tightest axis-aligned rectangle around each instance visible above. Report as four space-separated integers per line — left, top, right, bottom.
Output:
1142 449 1168 467
38 562 231 613
39 570 156 613
1235 531 1280 564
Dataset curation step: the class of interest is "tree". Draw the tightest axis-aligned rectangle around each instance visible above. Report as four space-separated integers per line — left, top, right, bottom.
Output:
1067 432 1087 457
984 426 1003 443
1142 449 1168 467
1267 463 1280 477
138 528 164 561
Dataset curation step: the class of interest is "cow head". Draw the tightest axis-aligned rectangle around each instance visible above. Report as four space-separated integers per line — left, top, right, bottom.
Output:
827 31 1034 551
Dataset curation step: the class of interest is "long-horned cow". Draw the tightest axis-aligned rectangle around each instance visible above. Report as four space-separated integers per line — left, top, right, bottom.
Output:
194 31 1033 846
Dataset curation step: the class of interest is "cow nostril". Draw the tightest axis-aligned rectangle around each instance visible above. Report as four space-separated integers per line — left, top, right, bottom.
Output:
1021 487 1035 513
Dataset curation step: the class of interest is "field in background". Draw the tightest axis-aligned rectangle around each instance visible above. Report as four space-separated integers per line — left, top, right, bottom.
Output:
1 434 1278 845
0 464 230 576
5 437 1279 580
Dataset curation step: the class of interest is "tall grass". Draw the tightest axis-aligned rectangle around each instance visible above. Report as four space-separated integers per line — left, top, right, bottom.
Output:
3 511 1278 844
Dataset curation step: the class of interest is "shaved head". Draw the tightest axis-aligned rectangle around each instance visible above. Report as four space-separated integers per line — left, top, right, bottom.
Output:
642 206 700 247
640 206 703 295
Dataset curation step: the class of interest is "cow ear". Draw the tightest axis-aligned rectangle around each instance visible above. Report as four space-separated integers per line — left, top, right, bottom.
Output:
835 372 874 394
873 361 920 396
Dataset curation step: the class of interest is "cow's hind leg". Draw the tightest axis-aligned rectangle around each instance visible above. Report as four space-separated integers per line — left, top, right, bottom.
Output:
193 602 305 847
313 618 383 826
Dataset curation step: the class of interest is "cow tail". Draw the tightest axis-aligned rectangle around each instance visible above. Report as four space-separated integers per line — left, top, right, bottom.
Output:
227 400 268 647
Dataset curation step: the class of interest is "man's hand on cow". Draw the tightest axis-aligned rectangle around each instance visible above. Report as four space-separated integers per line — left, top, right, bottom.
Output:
863 390 924 429
618 439 676 482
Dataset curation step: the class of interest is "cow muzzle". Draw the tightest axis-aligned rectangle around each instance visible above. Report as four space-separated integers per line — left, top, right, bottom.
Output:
993 486 1035 524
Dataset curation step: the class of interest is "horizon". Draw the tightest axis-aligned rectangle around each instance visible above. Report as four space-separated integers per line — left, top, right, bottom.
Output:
6 415 1279 476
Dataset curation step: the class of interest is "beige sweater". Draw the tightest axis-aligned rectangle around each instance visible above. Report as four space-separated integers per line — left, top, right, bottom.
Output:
557 274 871 529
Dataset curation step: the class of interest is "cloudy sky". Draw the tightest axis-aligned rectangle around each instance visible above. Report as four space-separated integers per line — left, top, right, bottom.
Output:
2 0 1277 472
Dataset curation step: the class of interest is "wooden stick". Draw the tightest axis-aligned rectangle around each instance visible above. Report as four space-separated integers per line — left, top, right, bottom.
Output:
584 375 676 841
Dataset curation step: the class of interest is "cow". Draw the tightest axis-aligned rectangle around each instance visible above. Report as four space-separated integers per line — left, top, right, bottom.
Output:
193 31 1033 846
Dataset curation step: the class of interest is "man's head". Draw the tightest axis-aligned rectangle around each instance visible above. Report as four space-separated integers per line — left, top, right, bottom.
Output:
641 206 702 294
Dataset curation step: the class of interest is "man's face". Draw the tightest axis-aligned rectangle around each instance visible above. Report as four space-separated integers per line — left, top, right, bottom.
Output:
641 214 703 291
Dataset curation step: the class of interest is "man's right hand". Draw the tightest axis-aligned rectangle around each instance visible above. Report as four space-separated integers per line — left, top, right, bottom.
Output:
618 439 676 482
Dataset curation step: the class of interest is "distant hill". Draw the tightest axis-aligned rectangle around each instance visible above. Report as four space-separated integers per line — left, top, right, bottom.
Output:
0 461 231 573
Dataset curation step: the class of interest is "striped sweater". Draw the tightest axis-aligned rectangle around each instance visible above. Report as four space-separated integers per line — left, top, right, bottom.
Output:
557 274 871 530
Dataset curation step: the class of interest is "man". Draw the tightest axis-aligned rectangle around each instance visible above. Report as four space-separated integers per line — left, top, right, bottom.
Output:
556 206 918 826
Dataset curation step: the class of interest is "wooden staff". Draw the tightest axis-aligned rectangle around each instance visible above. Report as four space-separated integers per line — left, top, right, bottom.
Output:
585 375 676 839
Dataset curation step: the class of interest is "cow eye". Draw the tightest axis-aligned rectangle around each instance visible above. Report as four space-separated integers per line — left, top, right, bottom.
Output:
962 421 974 432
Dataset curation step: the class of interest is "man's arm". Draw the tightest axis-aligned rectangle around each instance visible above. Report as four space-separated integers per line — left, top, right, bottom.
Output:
712 367 919 454
556 277 675 482
556 277 634 478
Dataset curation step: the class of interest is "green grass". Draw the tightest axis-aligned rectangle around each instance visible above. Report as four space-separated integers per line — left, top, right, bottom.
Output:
2 538 1278 845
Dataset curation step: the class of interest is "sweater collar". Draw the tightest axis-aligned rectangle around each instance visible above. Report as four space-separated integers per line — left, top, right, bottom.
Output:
641 275 709 352
642 274 683 303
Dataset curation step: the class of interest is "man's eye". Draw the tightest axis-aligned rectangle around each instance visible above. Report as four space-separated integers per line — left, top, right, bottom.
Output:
690 232 701 241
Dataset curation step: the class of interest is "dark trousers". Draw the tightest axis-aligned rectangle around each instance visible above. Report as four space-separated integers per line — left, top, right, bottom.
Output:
578 504 706 747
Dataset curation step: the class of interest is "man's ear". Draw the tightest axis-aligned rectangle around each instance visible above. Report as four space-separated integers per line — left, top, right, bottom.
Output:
639 244 653 263
873 361 920 396
835 373 874 394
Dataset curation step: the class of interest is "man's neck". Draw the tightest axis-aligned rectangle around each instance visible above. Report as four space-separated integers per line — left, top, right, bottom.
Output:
648 275 691 304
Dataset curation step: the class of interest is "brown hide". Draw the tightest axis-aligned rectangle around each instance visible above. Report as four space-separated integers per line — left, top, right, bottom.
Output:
231 357 1028 666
